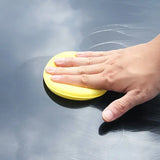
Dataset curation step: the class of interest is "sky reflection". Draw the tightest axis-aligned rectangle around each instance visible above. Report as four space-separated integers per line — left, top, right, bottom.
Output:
1 0 160 159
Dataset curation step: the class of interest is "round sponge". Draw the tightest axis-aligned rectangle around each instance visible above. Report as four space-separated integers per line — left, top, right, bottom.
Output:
43 51 107 101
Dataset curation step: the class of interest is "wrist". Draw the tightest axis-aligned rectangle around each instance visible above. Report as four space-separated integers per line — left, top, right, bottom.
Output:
147 34 160 53
146 34 160 63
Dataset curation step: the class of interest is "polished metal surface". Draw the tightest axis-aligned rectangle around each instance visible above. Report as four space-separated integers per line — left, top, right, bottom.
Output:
1 0 160 160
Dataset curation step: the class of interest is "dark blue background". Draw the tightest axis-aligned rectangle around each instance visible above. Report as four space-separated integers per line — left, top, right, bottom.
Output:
1 0 160 159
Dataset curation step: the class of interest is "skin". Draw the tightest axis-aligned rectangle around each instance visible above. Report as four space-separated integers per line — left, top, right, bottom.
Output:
46 34 160 122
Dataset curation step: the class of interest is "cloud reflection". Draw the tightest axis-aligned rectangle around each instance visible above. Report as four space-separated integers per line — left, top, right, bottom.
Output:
1 0 160 159
0 0 84 62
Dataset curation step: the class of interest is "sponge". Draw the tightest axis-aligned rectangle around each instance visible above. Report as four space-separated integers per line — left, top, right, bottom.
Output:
43 51 107 100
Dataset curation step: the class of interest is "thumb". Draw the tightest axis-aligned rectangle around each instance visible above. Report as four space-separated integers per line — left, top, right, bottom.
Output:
102 90 142 122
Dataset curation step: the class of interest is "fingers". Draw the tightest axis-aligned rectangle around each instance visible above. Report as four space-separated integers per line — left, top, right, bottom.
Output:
102 90 144 122
46 64 114 89
54 50 121 67
50 73 105 89
45 64 104 75
76 51 115 57
54 57 106 67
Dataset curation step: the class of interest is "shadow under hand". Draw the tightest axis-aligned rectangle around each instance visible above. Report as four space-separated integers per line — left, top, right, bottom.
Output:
43 80 103 109
43 80 160 135
97 93 160 135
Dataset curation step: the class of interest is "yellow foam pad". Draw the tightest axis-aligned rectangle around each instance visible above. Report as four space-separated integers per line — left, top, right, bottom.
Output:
43 51 107 101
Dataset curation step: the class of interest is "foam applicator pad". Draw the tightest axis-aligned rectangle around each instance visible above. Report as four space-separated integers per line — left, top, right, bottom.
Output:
43 51 107 101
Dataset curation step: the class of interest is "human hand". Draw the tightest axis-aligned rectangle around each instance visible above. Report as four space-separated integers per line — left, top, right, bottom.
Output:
45 36 160 122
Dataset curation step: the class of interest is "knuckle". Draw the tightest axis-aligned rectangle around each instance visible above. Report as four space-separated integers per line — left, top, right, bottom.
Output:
98 51 105 56
133 89 149 103
104 58 111 65
141 90 150 100
80 74 88 85
115 54 122 59
114 63 123 70
102 71 114 88
87 57 93 65
107 72 115 81
66 57 74 66
139 90 149 102
58 67 63 73
133 89 141 96
78 67 85 74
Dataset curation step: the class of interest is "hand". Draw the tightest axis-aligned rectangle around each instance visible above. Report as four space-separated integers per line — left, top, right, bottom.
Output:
46 36 160 122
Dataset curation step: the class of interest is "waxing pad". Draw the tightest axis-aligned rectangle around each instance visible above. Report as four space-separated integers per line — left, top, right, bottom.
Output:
43 51 106 100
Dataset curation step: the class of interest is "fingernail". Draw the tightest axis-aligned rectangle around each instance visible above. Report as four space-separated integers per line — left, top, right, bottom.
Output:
102 110 114 122
54 58 65 64
45 67 56 73
51 75 62 81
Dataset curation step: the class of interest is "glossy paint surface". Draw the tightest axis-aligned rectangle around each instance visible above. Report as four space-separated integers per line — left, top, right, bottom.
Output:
1 0 160 159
